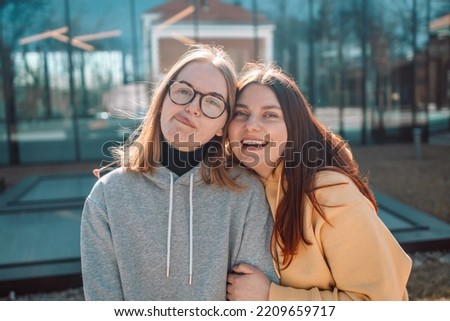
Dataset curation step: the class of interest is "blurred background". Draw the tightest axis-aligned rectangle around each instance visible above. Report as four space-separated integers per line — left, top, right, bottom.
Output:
0 0 449 300
1 0 449 164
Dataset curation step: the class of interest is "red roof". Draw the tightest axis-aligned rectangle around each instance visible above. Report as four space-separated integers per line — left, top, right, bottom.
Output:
429 13 450 31
146 0 271 24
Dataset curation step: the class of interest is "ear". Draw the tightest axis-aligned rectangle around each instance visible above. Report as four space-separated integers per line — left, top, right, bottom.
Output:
215 128 224 137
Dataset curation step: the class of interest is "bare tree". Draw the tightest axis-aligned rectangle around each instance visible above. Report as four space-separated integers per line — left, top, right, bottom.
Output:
0 0 48 164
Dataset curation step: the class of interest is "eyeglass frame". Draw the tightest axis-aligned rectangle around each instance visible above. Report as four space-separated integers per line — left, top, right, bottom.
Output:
166 80 230 119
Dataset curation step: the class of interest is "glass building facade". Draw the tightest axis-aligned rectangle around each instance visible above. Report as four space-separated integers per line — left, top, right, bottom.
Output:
1 0 449 166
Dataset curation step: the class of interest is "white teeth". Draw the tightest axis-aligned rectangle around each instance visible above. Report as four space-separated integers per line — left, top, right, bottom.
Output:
242 140 267 147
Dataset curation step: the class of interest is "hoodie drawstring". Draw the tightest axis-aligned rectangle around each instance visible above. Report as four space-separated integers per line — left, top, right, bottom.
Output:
189 173 194 285
166 173 174 278
166 172 195 285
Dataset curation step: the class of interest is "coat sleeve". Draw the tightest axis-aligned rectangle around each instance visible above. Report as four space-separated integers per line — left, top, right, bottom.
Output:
234 184 279 284
269 199 412 301
80 183 124 300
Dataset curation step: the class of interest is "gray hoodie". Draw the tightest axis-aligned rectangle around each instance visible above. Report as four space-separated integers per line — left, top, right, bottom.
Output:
80 165 277 300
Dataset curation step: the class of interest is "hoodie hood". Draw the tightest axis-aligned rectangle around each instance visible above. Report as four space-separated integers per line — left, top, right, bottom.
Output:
142 165 204 189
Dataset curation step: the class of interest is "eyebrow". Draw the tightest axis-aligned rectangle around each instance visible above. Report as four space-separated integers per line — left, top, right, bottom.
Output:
235 103 282 110
177 79 227 101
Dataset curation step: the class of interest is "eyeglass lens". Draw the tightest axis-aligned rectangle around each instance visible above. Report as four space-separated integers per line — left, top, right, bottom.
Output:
169 81 226 119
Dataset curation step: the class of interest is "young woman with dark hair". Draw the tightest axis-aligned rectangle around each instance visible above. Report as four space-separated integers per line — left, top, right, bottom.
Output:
226 63 411 301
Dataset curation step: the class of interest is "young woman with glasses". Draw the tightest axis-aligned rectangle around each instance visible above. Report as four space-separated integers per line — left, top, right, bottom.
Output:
80 45 277 300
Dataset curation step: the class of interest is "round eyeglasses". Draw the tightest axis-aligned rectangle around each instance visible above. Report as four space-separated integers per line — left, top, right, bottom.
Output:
167 80 229 119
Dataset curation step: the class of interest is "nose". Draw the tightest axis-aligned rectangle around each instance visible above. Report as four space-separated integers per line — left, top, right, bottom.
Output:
245 114 262 132
185 95 202 117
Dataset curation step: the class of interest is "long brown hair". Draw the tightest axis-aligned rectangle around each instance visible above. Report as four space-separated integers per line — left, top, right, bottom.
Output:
114 44 239 188
237 63 377 267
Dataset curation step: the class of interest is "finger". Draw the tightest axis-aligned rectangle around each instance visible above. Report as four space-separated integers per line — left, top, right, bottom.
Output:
226 287 235 301
226 284 234 300
93 169 100 178
233 263 258 275
227 273 240 284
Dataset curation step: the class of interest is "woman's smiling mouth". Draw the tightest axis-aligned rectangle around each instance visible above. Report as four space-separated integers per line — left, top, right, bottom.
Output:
241 139 269 149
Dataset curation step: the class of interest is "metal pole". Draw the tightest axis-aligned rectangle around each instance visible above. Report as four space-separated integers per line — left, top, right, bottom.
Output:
80 51 89 116
193 0 199 43
360 0 368 145
279 0 286 67
130 0 138 82
0 5 20 164
413 127 422 160
252 0 259 60
424 0 430 142
130 0 140 102
42 46 52 119
412 0 417 128
308 0 315 111
65 0 81 161
338 10 345 137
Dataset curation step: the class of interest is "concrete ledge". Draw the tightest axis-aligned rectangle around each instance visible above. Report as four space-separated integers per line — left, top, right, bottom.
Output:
1 173 450 292
376 190 450 251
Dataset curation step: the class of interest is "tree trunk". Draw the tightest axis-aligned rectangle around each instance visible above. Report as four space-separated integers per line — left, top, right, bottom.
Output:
1 42 20 164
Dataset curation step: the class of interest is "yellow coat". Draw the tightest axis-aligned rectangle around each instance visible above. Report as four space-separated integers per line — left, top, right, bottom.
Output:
261 164 412 300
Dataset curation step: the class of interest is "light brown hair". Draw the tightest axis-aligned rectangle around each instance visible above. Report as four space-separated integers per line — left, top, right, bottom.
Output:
115 44 239 188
